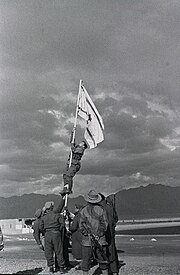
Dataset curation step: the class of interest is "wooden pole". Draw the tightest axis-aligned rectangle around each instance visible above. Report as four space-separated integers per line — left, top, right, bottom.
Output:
64 80 82 209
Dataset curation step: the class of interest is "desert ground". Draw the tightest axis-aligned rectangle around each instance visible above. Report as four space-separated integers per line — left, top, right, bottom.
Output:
1 233 180 274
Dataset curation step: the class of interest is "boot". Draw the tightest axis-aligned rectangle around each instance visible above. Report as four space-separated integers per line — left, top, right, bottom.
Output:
48 266 54 273
75 262 82 270
101 269 108 275
67 188 72 194
59 184 72 195
59 188 69 195
59 266 68 274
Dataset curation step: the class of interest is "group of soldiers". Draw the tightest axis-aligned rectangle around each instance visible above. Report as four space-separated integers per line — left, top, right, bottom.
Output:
32 189 123 274
32 135 124 274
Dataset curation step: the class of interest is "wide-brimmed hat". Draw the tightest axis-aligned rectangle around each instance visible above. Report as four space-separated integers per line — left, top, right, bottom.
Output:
84 190 102 204
44 201 54 210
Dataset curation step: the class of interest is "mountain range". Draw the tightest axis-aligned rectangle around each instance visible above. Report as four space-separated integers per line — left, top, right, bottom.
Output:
1 184 180 220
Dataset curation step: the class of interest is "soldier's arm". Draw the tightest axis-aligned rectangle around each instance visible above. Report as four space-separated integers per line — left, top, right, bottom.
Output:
97 210 108 237
58 214 65 231
32 221 42 245
70 215 79 233
70 128 76 144
74 146 85 154
79 210 88 236
71 142 76 152
53 194 65 214
39 217 45 234
113 208 119 224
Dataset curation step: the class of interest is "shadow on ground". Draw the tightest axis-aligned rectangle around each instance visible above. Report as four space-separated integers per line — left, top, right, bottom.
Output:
92 267 101 275
13 268 43 275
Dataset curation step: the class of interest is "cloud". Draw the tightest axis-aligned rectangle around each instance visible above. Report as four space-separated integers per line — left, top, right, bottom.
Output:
0 0 180 197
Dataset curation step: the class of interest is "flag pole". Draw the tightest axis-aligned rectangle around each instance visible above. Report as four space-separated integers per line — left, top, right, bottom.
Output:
64 79 82 209
70 79 82 152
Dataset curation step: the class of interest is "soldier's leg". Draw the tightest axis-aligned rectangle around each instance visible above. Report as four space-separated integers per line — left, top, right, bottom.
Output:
63 233 70 267
96 246 109 274
81 246 92 273
61 174 73 194
53 232 65 268
66 165 78 177
101 270 108 275
62 166 75 192
61 163 81 194
66 164 80 190
63 173 73 186
54 253 59 271
44 232 54 268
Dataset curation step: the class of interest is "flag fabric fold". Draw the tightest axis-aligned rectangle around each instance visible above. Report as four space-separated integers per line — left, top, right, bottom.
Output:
77 82 104 149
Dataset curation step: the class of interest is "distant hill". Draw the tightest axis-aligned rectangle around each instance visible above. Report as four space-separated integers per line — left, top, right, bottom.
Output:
115 184 180 219
0 193 86 219
1 184 180 219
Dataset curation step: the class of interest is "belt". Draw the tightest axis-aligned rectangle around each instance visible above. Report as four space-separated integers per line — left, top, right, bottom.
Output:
45 229 60 233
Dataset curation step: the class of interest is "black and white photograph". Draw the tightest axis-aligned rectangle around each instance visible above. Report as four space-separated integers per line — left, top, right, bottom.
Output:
0 1 180 274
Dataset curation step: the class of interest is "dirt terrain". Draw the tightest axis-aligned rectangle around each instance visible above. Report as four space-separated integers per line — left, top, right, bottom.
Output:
1 233 180 274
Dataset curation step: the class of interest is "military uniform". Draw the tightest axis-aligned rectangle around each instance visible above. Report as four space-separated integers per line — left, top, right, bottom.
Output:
32 209 44 250
79 190 109 275
40 202 65 273
100 195 120 275
62 142 86 193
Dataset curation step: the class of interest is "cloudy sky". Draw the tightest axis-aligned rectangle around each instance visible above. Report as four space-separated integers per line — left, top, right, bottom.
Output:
0 0 180 198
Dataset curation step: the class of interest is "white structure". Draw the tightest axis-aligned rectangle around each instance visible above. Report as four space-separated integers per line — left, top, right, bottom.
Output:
0 218 34 235
151 238 157 242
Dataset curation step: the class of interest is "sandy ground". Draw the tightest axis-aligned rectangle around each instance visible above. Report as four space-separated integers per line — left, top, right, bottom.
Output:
1 233 180 274
1 255 180 275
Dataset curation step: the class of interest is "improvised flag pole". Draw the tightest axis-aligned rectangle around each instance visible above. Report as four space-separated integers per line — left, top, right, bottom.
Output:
63 79 104 229
64 79 82 210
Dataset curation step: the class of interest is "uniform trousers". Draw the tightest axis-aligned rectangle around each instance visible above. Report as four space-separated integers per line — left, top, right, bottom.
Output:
44 231 64 267
63 163 81 189
81 245 108 272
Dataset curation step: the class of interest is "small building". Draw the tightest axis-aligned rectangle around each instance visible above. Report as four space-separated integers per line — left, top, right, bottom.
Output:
0 218 34 235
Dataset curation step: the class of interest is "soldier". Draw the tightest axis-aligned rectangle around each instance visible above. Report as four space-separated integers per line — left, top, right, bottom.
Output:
70 204 84 270
99 193 121 275
40 201 67 274
32 208 44 251
61 139 87 194
79 190 109 275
